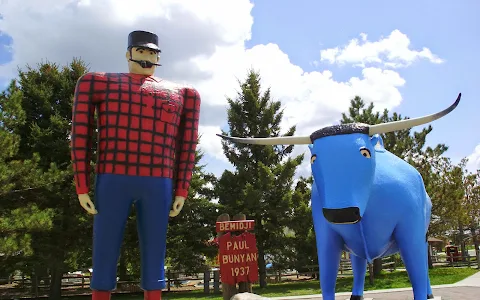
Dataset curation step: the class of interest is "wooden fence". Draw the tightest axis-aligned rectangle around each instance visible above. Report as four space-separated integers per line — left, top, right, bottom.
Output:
1 254 478 300
0 269 220 299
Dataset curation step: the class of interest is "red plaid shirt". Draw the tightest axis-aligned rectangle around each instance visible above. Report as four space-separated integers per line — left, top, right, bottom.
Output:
70 72 201 198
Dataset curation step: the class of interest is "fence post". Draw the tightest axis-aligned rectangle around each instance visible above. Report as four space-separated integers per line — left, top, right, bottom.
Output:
477 248 480 269
167 269 171 292
477 253 480 269
368 264 374 285
214 269 220 293
204 270 210 294
34 272 39 299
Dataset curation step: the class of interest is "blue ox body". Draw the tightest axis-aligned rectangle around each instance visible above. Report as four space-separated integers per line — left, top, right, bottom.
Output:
217 93 461 300
309 131 432 300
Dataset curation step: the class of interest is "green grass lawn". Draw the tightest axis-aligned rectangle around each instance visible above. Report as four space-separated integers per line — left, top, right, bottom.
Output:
63 267 479 300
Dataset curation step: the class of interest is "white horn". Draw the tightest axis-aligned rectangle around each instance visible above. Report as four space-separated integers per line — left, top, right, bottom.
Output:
216 134 311 145
369 93 461 136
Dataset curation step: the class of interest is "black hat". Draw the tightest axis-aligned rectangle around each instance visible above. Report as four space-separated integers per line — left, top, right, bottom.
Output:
127 30 161 52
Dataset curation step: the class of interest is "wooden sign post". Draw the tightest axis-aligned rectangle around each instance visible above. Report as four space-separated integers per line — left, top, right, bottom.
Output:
216 213 259 300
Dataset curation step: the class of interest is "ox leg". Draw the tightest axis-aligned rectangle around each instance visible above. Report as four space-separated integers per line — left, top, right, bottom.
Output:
394 220 428 300
350 254 367 299
316 229 343 300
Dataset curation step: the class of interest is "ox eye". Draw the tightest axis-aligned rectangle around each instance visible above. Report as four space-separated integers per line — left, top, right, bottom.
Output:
310 154 317 164
360 148 371 158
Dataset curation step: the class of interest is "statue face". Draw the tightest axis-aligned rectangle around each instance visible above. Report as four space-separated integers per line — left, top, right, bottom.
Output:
126 46 160 76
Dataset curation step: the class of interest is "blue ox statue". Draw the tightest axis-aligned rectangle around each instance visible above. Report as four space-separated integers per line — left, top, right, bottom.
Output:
217 93 461 300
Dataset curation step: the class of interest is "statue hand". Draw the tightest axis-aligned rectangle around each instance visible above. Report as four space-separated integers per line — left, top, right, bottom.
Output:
169 196 185 217
78 194 98 215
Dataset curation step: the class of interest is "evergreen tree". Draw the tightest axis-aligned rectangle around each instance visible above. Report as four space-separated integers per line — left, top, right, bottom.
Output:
216 69 303 287
0 81 63 276
340 96 448 275
0 60 89 300
166 147 219 273
288 176 317 273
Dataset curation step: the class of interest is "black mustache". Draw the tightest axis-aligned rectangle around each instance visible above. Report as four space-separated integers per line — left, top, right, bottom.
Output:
129 59 161 68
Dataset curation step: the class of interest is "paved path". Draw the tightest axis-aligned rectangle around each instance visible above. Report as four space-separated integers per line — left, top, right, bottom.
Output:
272 286 480 300
270 270 480 300
455 268 480 287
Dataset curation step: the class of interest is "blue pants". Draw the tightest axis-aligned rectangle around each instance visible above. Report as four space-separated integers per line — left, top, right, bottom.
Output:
90 174 172 291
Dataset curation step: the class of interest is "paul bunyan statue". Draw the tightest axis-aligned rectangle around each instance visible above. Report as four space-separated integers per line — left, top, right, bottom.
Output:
70 30 201 300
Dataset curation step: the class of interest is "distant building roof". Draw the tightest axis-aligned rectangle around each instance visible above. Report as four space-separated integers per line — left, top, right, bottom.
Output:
428 237 444 243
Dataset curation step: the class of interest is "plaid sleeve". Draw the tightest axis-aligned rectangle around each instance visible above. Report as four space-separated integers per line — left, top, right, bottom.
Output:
175 87 201 198
71 72 97 195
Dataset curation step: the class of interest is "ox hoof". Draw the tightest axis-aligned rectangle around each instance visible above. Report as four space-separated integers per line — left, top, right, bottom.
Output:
427 295 435 299
349 296 363 300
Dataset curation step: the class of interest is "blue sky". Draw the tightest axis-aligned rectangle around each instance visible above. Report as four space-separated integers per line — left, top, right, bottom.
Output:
244 0 480 165
0 0 478 173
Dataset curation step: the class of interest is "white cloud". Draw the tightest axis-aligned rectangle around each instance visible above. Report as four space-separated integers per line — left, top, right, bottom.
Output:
466 144 480 173
320 29 445 68
0 0 445 178
198 125 228 163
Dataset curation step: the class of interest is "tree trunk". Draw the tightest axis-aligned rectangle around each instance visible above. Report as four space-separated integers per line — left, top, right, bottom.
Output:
30 268 39 297
257 243 267 288
373 258 382 277
48 262 63 300
458 223 466 261
45 268 51 286
256 217 267 288
118 248 128 281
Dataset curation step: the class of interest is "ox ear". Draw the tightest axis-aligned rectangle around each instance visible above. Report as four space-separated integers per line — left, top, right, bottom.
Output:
370 134 385 151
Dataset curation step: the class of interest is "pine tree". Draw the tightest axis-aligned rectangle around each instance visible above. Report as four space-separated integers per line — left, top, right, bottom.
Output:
0 80 62 275
288 176 317 273
216 69 303 287
0 61 85 299
166 147 219 273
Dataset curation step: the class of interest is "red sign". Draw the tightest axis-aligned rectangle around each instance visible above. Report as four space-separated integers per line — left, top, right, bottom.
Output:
216 220 255 233
218 233 235 284
218 231 258 285
243 232 258 283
